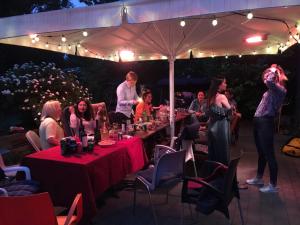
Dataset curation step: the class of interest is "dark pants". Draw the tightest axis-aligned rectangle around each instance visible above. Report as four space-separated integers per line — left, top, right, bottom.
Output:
253 116 278 186
114 112 132 124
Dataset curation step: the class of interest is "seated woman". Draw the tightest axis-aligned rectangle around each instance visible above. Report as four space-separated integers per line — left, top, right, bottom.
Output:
39 100 64 150
134 89 160 123
69 99 101 136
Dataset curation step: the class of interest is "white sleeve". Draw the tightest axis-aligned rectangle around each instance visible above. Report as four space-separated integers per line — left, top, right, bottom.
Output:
70 113 78 129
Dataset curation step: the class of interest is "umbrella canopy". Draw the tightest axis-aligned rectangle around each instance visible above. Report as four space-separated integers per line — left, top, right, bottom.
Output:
0 0 300 136
0 0 299 60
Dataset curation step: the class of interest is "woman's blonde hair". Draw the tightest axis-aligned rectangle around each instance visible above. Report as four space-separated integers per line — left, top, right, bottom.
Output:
41 100 61 121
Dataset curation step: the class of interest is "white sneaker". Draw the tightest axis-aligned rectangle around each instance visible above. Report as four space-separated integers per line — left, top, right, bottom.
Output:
259 184 279 193
246 177 264 185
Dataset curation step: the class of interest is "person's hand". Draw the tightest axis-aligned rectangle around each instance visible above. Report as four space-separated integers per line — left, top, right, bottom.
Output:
132 99 138 105
195 111 203 117
69 106 75 114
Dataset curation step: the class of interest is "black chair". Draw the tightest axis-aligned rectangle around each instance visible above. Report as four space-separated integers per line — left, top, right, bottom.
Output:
133 149 186 225
181 155 244 225
61 106 75 137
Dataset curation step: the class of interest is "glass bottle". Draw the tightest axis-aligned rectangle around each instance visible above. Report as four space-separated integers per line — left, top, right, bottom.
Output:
79 119 88 151
94 119 101 144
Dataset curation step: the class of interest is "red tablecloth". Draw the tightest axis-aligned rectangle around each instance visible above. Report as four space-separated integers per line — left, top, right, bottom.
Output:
22 137 147 224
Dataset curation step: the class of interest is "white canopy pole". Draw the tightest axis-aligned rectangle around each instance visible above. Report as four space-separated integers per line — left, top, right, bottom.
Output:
168 56 175 138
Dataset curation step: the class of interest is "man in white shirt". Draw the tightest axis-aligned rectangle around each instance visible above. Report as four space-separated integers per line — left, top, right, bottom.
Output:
115 71 138 123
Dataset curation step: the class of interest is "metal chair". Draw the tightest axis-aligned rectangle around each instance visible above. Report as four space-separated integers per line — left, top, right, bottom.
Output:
0 192 82 225
25 130 42 152
170 136 198 177
181 155 244 225
133 149 186 225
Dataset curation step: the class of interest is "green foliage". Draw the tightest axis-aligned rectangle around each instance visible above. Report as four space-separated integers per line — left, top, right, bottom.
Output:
0 62 92 125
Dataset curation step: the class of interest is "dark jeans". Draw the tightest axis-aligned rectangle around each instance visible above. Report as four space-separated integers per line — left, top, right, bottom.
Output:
253 116 278 186
114 112 132 124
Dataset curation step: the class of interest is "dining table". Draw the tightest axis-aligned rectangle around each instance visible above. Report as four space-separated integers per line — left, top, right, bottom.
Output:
22 136 147 224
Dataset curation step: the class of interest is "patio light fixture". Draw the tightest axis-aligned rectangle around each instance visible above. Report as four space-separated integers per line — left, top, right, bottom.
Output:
119 49 134 61
245 34 267 44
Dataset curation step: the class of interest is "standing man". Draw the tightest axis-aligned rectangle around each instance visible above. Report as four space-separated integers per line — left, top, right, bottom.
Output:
115 71 138 123
246 64 287 193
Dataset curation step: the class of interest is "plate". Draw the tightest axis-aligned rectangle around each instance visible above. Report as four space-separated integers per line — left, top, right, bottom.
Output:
122 135 133 139
98 140 116 147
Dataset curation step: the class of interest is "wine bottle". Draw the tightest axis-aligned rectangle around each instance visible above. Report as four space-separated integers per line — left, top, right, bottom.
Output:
79 119 88 151
94 119 101 143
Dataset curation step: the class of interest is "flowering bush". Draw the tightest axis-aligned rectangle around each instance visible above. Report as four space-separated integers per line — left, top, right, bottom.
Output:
0 62 92 124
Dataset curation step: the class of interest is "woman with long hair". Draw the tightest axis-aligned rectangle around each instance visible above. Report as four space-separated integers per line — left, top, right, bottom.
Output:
69 99 99 136
39 100 64 149
207 77 232 165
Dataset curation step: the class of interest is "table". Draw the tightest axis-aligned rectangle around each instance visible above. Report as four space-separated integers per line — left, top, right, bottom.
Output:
134 112 190 140
22 137 147 224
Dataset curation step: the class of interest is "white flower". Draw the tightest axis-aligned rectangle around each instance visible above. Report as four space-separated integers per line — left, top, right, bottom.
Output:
1 89 11 95
56 92 59 95
24 99 29 103
47 81 52 84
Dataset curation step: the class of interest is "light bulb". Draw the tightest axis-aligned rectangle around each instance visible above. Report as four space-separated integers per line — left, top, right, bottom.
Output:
83 31 88 37
61 36 66 42
180 20 186 27
212 18 218 26
45 42 49 48
247 12 253 20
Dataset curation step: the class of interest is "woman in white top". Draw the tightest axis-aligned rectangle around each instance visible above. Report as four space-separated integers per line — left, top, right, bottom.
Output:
39 100 64 150
69 99 101 136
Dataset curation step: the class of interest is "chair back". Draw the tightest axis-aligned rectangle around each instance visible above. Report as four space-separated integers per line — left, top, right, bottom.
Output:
152 149 186 189
61 106 74 137
25 130 42 152
0 192 58 225
222 156 241 202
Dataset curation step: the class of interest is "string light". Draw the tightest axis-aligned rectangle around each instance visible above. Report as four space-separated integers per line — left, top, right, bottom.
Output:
82 31 88 37
45 42 49 48
58 45 62 50
180 20 186 27
61 35 66 42
239 54 242 58
225 55 228 59
247 12 253 20
68 45 72 50
29 34 37 39
212 18 218 26
77 43 81 48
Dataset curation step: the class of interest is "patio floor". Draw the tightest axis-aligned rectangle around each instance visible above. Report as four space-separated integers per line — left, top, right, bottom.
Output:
91 121 300 225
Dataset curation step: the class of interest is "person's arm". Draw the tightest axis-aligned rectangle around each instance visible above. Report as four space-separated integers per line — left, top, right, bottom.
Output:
220 94 231 109
45 122 60 146
134 103 144 123
69 113 78 129
188 100 197 113
265 72 286 94
117 84 137 106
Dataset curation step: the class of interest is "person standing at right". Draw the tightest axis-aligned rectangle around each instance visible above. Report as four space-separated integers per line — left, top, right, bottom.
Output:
246 64 287 193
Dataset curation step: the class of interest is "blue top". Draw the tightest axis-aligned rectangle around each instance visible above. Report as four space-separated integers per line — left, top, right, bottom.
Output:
254 70 286 117
188 99 207 113
116 81 138 118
